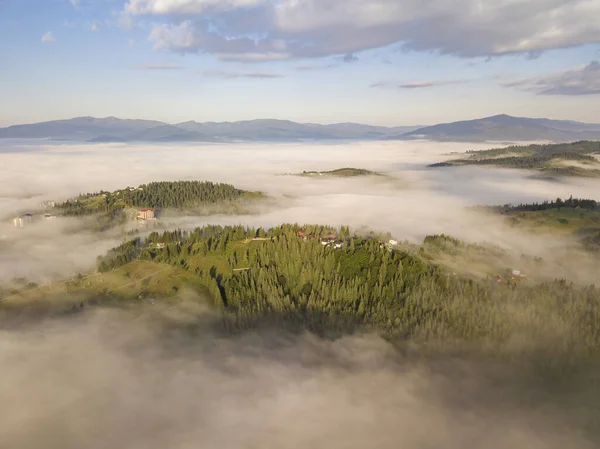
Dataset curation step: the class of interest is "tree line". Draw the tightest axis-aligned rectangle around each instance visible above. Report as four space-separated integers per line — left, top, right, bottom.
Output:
482 196 598 213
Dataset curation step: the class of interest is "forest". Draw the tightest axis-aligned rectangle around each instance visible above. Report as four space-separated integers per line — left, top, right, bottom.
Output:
96 224 600 361
299 167 381 177
56 181 262 216
429 141 600 176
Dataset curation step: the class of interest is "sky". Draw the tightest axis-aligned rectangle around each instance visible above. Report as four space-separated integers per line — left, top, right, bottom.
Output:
1 0 600 126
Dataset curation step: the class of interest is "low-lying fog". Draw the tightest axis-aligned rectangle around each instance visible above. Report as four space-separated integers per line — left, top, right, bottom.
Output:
0 307 596 449
1 139 600 281
2 140 600 448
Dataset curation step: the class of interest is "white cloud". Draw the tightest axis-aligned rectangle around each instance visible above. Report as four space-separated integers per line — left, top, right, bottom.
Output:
125 0 262 15
503 61 600 95
125 0 600 61
69 0 80 6
371 79 468 89
41 32 56 44
136 62 185 70
148 20 291 61
398 81 437 89
202 69 283 78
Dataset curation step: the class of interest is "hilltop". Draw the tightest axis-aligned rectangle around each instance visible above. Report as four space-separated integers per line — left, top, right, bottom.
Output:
429 141 600 177
298 168 383 177
8 181 266 231
56 181 263 216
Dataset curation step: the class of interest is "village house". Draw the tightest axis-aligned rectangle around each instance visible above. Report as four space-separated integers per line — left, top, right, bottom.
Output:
320 237 344 249
297 229 317 242
137 209 156 220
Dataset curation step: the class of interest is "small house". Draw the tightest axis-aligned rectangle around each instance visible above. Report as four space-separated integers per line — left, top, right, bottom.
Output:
137 209 156 220
333 240 343 249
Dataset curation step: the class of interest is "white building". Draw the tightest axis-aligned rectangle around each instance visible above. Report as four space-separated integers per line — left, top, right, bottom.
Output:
13 213 33 228
137 209 156 220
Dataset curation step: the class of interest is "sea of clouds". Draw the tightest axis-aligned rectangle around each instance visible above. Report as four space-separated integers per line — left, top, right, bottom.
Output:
1 139 599 282
2 139 600 448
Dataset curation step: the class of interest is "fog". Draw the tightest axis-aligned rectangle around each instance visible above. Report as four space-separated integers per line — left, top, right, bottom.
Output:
2 140 600 448
1 139 599 282
0 306 596 449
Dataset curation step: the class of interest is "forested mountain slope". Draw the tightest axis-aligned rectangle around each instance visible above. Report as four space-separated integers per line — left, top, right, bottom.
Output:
90 224 600 356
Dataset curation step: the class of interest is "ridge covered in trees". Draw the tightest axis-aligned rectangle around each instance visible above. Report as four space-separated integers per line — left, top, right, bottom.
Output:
479 196 599 213
96 224 600 356
56 181 264 216
298 167 382 177
429 141 600 177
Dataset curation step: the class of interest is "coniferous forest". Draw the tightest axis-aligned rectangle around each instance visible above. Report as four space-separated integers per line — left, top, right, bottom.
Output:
56 181 262 216
96 224 600 361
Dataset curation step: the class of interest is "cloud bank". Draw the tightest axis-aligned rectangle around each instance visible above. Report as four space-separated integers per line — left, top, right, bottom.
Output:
122 0 600 61
0 308 597 449
504 60 600 96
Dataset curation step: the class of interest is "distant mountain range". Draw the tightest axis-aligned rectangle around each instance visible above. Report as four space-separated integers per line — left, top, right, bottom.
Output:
396 114 600 142
1 114 600 143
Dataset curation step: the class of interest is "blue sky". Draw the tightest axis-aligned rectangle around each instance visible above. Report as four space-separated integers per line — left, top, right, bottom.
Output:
1 0 600 126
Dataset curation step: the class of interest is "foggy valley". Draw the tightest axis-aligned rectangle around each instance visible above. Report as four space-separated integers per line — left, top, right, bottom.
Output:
3 0 600 446
2 137 600 448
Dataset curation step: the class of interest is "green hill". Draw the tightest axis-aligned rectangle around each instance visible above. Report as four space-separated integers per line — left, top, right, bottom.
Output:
56 181 264 217
429 141 600 177
474 197 600 251
299 167 382 177
82 224 600 351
